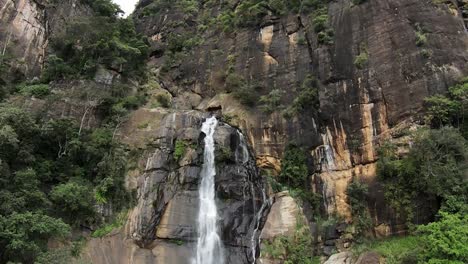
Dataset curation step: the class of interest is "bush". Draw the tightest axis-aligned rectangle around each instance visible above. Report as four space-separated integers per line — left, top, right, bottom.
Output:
415 31 427 47
233 82 261 107
377 127 468 225
352 236 423 264
283 75 319 116
347 180 372 235
92 210 128 238
279 144 309 188
156 93 171 108
424 77 468 136
262 215 316 264
354 51 369 69
418 212 468 263
174 139 188 161
18 84 50 98
50 181 96 225
260 89 283 113
46 16 148 81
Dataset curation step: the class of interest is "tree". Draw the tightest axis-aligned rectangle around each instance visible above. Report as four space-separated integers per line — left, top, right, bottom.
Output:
0 212 70 263
377 127 468 225
279 144 309 188
50 182 96 225
418 212 468 263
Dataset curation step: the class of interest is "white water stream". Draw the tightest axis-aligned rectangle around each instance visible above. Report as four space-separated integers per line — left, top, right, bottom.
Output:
195 116 224 264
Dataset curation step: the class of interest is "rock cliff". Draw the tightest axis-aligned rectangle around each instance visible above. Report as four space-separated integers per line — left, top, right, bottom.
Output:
1 0 467 263
132 0 468 227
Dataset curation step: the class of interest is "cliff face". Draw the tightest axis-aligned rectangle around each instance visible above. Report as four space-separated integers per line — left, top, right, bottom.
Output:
0 0 90 78
2 0 467 263
86 0 467 262
132 0 467 223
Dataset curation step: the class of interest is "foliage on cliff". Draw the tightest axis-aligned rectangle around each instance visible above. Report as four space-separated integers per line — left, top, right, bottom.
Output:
42 1 149 82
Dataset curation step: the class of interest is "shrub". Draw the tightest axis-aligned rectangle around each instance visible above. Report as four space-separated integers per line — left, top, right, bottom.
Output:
283 75 319 116
260 89 283 113
279 144 309 188
155 93 171 108
174 139 188 161
347 180 372 235
377 127 468 225
313 14 328 33
46 16 148 81
424 77 468 136
225 73 244 92
18 84 50 98
354 51 369 69
50 181 96 225
418 212 468 263
91 210 128 238
233 82 261 107
415 31 427 47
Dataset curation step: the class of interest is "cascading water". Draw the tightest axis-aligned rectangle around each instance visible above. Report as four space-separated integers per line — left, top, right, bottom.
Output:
250 187 270 264
195 116 224 264
236 130 270 264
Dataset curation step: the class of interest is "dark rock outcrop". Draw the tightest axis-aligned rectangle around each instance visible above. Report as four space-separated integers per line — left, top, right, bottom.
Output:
84 110 270 264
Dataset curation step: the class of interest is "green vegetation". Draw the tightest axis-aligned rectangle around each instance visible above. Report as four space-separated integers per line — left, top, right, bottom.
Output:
260 89 283 113
352 236 423 264
415 31 428 46
233 81 262 107
418 211 468 263
17 83 50 98
283 75 320 117
43 4 149 82
354 50 369 69
0 105 132 263
359 77 468 263
415 24 428 47
272 144 322 213
0 212 71 263
353 212 468 264
155 93 171 108
174 139 189 161
91 210 128 238
279 145 309 188
215 146 233 163
262 214 317 264
378 127 467 225
347 180 372 236
424 77 468 137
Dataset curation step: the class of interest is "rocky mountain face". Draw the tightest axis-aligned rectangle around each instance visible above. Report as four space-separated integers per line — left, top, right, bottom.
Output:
0 0 91 78
1 0 467 263
132 0 467 228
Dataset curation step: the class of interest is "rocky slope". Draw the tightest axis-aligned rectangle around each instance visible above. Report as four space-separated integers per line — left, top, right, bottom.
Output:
0 0 91 79
132 0 468 227
1 0 467 263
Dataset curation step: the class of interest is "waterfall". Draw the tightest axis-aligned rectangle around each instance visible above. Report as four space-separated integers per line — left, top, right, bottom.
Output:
195 116 224 264
236 130 270 264
236 131 249 164
250 187 270 264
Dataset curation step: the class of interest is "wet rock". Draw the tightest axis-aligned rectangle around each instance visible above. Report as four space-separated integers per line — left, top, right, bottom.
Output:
323 246 336 256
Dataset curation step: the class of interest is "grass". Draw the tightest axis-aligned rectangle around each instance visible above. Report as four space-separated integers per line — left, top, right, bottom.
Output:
91 210 128 238
352 235 422 264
